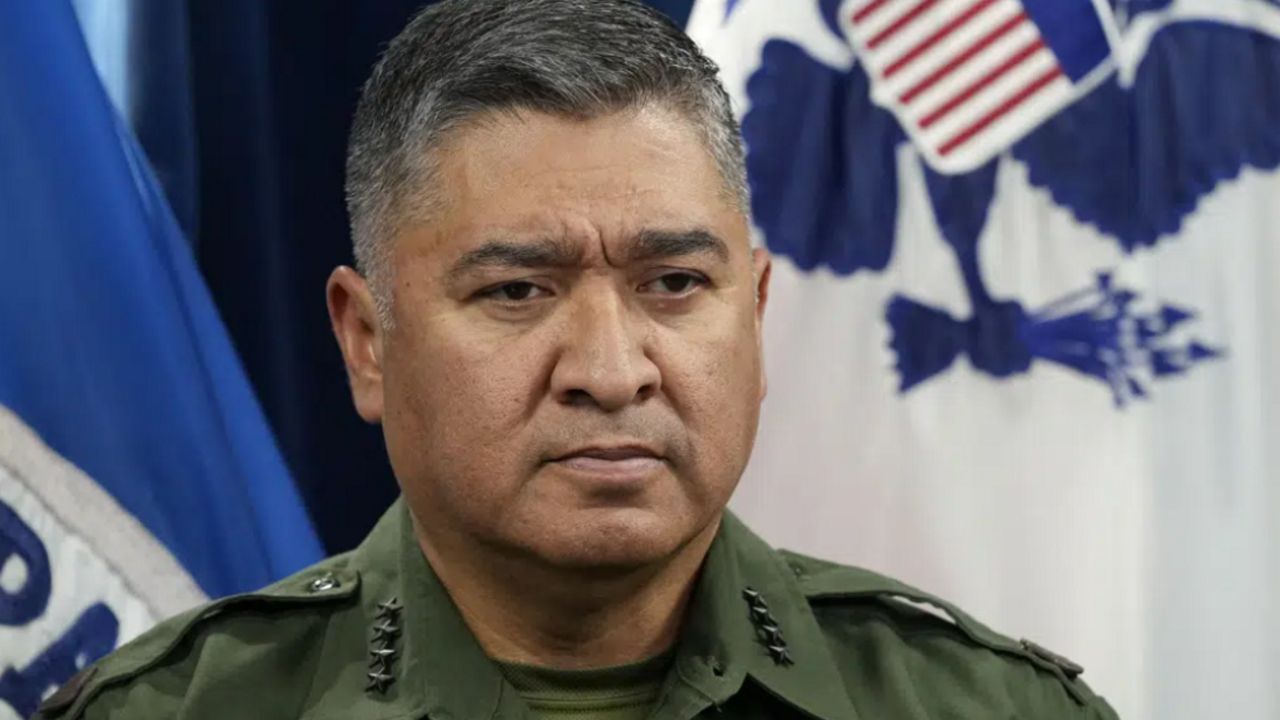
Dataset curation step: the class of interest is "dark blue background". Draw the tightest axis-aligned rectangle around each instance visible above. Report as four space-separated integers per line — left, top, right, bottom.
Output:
141 1 693 553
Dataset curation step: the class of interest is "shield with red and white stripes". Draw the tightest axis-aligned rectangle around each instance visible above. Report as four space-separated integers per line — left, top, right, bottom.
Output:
839 0 1117 173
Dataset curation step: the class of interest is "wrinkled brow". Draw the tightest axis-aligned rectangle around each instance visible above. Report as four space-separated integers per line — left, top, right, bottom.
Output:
448 238 583 281
447 228 731 281
623 229 730 264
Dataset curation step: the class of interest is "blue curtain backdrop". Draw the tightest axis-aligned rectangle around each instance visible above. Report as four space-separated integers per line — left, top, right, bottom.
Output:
121 0 694 553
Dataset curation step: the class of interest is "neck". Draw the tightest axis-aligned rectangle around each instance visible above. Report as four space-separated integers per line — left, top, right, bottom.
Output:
414 517 721 670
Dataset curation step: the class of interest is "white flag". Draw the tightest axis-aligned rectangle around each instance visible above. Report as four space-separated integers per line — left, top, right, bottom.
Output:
690 1 1280 718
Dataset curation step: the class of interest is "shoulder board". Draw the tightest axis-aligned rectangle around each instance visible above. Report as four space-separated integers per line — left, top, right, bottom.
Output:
779 549 1097 707
37 556 360 720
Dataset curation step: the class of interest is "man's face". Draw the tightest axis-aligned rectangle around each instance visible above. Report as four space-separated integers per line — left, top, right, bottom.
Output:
330 105 770 571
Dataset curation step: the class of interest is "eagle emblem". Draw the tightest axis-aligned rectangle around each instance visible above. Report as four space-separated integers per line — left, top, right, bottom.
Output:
739 0 1280 404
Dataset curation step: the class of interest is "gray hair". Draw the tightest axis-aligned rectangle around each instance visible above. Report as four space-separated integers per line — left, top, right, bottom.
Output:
345 0 748 321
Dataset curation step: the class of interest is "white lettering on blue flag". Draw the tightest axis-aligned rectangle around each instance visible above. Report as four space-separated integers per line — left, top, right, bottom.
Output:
0 409 205 719
0 1 323 713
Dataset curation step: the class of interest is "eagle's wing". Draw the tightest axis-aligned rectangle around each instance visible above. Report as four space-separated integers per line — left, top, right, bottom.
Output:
741 38 905 275
1012 21 1280 252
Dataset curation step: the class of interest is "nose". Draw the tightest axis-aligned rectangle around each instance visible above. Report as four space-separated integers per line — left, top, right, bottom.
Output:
550 287 661 412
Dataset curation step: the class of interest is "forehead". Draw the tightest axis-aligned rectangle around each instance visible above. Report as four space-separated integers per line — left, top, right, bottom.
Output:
416 105 743 253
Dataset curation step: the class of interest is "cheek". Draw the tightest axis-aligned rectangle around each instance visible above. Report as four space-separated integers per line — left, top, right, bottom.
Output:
381 320 543 494
661 304 763 463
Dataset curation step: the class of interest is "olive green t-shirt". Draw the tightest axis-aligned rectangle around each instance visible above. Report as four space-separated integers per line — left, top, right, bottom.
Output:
495 652 674 720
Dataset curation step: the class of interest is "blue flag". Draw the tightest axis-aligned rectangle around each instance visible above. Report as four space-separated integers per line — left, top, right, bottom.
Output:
0 2 323 716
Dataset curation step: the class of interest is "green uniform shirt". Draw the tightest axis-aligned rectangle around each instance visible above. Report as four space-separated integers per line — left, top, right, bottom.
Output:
35 499 1121 720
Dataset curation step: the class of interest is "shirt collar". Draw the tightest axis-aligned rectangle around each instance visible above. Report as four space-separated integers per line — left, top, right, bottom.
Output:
305 499 523 720
389 499 527 720
674 512 862 720
335 499 860 720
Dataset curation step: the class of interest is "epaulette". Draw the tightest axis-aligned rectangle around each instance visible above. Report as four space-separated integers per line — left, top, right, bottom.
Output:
36 557 360 720
779 549 1098 707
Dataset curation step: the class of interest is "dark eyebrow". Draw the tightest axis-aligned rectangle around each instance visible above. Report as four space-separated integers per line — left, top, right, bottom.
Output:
448 238 582 281
624 229 730 264
447 229 730 282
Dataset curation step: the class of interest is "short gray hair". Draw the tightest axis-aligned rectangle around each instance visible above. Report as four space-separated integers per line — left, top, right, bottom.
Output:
345 0 748 320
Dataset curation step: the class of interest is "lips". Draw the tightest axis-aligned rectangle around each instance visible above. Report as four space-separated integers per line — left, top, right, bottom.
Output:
553 445 662 462
547 444 668 479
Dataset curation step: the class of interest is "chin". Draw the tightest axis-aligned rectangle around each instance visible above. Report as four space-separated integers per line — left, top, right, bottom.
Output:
523 506 698 572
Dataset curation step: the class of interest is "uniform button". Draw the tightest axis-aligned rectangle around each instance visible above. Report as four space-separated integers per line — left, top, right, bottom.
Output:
307 573 341 593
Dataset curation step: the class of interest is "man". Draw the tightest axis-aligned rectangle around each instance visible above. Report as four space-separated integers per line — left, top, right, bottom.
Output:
35 0 1121 718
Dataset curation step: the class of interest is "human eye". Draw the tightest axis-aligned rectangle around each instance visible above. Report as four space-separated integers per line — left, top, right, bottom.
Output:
638 271 709 297
476 280 552 303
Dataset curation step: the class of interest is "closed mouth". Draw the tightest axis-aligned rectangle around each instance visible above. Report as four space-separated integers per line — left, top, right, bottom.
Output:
551 445 664 463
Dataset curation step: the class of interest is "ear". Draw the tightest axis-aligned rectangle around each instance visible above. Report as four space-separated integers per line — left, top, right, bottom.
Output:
751 248 772 401
326 266 385 423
